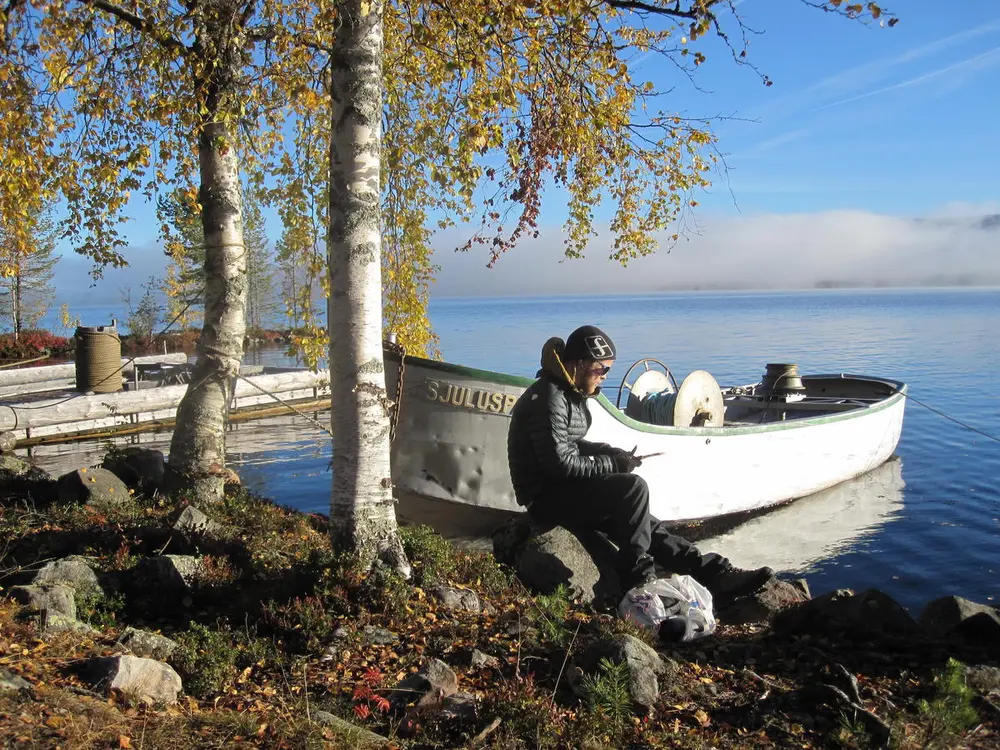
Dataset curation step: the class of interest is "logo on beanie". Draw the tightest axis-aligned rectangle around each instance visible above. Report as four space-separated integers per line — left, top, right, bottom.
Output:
586 335 614 359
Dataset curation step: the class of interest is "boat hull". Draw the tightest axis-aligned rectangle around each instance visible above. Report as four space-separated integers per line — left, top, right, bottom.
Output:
386 352 906 522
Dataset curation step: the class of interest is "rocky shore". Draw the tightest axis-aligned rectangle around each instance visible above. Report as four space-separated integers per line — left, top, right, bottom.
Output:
1 448 998 748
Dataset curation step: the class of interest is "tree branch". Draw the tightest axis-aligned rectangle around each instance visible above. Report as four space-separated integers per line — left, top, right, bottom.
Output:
85 0 188 51
603 0 708 19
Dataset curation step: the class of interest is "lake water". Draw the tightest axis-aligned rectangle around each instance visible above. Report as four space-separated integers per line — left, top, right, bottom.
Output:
19 288 1000 612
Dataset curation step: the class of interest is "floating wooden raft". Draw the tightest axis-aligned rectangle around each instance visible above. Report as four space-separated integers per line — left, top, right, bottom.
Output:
1 367 331 446
0 353 190 398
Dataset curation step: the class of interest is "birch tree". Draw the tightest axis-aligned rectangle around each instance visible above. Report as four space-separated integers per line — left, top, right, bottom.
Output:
327 0 409 572
0 0 320 501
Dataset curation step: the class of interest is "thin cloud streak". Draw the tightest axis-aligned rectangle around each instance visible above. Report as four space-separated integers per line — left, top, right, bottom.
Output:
814 45 1000 111
755 19 1000 118
737 128 812 157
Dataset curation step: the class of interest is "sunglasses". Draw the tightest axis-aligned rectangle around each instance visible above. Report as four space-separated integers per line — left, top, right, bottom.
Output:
584 363 612 376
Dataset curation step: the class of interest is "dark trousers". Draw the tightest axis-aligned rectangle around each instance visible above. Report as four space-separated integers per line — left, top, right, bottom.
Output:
528 473 730 584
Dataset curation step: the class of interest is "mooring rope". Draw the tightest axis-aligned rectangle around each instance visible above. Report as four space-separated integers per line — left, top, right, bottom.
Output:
236 372 333 437
0 350 52 369
889 386 1000 444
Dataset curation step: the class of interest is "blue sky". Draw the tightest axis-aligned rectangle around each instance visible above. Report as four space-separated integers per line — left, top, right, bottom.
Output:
691 0 1000 215
50 0 1000 307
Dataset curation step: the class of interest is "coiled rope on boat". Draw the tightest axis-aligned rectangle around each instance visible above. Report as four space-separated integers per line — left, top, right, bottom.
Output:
640 390 679 426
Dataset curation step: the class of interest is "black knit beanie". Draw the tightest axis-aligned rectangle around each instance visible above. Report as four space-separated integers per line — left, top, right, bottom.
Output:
563 325 616 362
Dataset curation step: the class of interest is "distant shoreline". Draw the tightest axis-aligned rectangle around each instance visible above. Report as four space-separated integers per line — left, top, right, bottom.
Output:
431 283 1000 301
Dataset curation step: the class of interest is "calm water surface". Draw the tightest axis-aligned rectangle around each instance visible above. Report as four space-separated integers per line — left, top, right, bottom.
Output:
21 288 1000 611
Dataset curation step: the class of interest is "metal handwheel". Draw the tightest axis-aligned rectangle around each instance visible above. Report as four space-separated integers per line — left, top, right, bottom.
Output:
616 357 678 410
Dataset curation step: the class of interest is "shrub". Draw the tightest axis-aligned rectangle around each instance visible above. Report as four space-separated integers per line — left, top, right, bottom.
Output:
482 673 568 749
917 658 979 749
401 523 515 596
0 330 72 359
261 595 338 654
530 585 573 647
75 591 126 630
578 657 634 738
401 524 456 585
171 622 239 698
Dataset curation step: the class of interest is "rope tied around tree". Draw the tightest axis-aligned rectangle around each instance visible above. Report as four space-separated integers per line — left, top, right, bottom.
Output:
384 338 406 444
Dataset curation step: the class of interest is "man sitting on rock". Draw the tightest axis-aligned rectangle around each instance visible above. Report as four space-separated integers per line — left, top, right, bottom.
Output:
506 324 774 601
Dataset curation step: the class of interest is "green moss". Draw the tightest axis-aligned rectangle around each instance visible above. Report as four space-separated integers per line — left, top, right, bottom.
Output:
75 590 125 630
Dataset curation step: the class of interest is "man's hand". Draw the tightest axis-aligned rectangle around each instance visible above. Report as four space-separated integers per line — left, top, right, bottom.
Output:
610 447 643 473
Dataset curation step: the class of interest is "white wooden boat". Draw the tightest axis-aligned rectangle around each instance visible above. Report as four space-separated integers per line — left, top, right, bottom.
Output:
384 351 907 523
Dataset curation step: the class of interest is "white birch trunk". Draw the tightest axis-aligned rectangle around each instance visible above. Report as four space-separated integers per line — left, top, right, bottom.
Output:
328 0 408 574
167 120 248 501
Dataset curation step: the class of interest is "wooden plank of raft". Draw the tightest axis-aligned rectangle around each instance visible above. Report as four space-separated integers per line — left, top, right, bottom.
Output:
0 353 189 387
0 370 331 432
11 398 332 447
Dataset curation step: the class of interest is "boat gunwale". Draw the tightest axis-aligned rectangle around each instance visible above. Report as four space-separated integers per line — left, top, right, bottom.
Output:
389 351 908 436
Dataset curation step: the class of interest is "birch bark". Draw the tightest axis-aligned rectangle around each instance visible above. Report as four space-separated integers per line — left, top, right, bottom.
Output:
328 0 408 573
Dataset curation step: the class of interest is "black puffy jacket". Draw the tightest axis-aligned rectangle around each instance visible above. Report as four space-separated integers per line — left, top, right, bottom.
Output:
507 341 616 507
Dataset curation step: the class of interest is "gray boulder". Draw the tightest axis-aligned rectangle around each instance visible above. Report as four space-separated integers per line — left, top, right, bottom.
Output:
570 634 674 711
29 556 102 598
0 454 38 478
493 516 621 605
116 627 179 660
101 447 165 494
132 555 203 592
42 611 94 634
431 585 481 614
9 582 93 634
519 527 621 604
390 658 458 712
87 655 182 705
719 578 811 625
469 649 500 670
491 515 535 567
773 588 921 639
440 692 478 723
0 669 31 693
172 506 222 535
920 596 1000 646
0 454 54 502
362 626 399 645
0 430 15 453
966 665 1000 693
10 583 77 619
56 467 130 508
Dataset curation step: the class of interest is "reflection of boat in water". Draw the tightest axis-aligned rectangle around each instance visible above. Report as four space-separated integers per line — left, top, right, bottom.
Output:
697 456 905 573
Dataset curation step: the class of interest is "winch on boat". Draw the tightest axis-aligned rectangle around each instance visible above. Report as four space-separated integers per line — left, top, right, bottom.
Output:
617 360 823 427
617 358 725 427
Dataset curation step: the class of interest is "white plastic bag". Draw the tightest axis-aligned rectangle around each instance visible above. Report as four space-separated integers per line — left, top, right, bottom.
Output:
618 574 717 642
